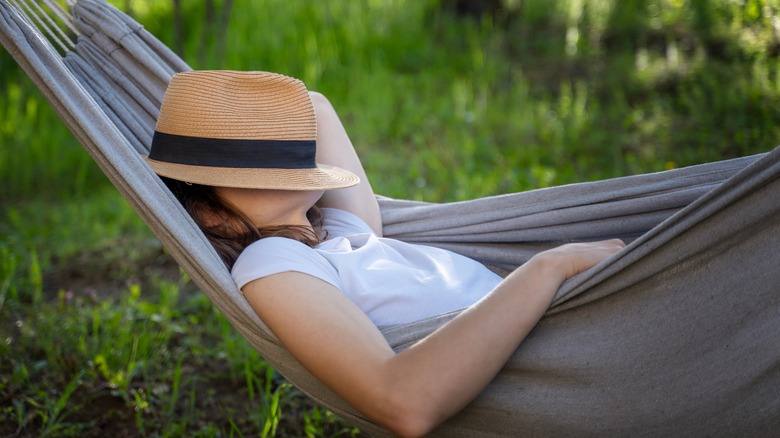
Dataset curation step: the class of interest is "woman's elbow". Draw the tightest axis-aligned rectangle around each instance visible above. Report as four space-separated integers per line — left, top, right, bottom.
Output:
383 412 438 438
377 393 443 438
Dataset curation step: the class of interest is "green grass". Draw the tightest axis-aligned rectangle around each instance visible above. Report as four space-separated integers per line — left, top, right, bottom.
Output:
1 0 779 436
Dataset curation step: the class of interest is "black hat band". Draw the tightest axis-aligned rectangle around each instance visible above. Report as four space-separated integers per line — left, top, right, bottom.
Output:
149 131 317 169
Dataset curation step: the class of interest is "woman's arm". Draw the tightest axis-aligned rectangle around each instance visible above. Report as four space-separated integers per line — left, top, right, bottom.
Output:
309 91 383 236
242 239 625 437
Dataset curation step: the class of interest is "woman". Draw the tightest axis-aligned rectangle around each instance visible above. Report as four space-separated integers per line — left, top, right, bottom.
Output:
145 70 624 437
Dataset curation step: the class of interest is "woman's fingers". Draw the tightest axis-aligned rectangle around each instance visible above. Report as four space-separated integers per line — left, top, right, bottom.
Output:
536 239 626 280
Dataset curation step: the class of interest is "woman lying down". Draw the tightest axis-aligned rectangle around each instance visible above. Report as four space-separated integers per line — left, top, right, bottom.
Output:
144 69 624 437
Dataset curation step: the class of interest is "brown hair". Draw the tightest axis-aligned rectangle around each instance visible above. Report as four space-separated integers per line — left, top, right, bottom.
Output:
161 177 326 268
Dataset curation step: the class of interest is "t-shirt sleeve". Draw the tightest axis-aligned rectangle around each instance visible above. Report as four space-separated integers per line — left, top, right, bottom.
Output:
320 208 376 237
231 237 341 290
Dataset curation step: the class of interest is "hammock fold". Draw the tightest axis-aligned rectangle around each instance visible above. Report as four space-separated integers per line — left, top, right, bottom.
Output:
3 1 778 436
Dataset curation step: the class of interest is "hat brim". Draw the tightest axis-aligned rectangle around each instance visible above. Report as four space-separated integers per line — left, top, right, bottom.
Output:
144 156 360 190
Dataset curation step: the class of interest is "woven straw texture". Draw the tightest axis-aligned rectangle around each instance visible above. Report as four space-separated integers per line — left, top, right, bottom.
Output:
156 70 315 140
146 70 359 190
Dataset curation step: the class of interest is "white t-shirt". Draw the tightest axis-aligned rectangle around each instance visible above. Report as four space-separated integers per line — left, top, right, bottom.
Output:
232 208 502 326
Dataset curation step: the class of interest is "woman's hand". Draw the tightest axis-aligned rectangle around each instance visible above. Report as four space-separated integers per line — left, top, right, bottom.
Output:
529 239 627 284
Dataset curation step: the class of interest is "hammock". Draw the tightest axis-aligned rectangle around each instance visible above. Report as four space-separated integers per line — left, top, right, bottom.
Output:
2 1 779 436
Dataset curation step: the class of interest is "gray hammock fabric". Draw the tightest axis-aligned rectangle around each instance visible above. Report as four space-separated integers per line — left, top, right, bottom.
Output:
2 1 779 436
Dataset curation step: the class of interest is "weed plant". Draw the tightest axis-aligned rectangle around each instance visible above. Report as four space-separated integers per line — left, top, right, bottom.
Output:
1 0 779 436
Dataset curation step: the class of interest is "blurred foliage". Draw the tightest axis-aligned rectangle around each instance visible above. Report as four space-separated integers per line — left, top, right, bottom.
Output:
2 0 779 202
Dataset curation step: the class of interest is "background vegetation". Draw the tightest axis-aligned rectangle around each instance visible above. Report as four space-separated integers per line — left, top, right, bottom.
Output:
1 0 778 436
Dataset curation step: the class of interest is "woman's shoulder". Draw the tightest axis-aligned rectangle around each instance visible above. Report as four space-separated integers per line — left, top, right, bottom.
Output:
236 236 313 264
230 208 373 291
321 208 376 237
232 237 339 289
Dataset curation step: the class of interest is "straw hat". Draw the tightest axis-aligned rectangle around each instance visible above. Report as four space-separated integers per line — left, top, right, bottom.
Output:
145 70 359 190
